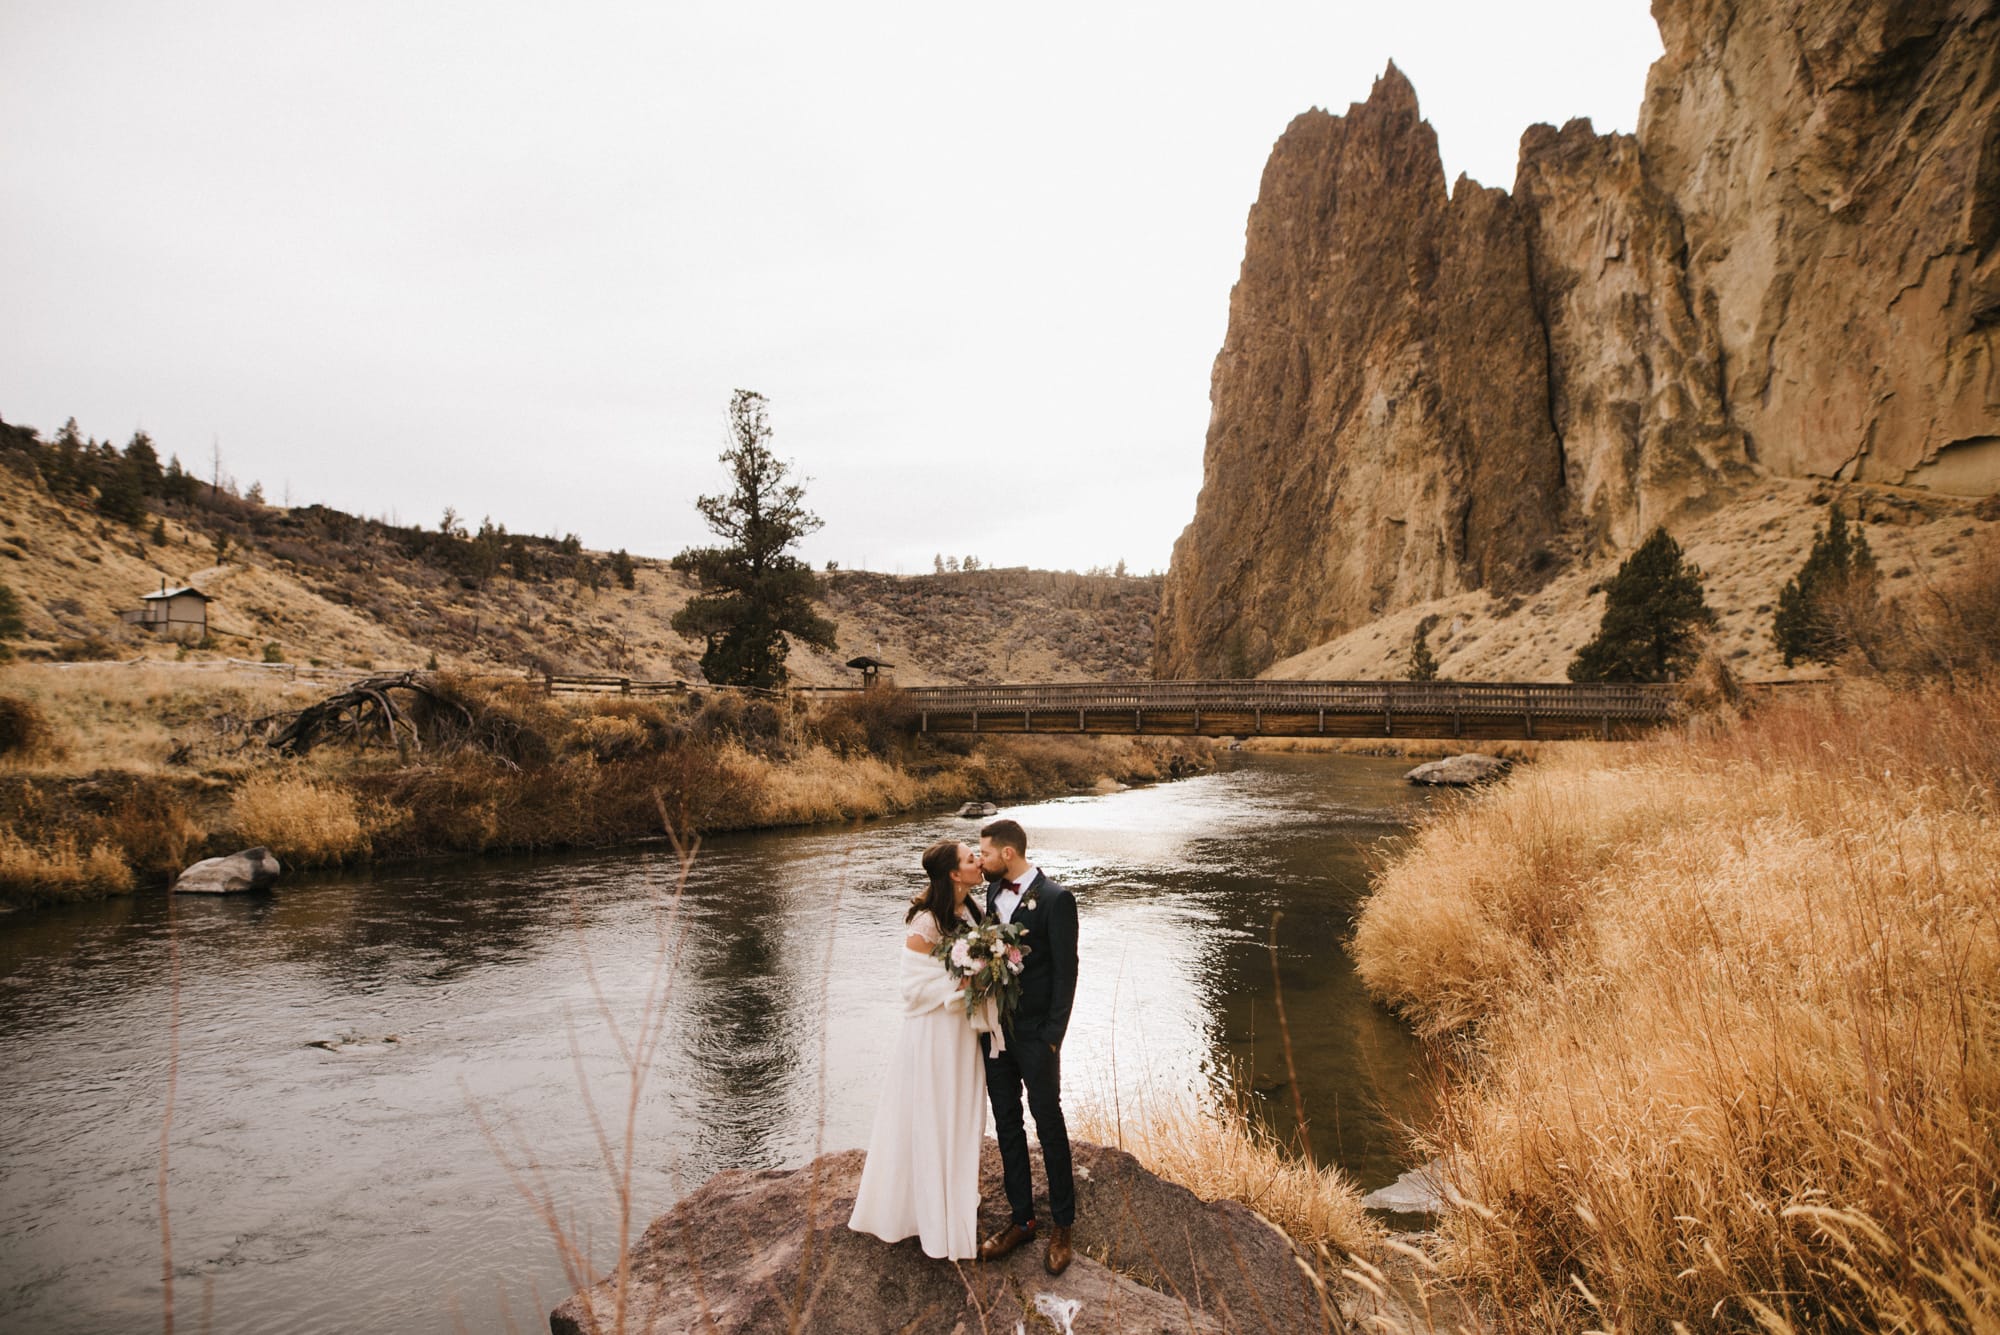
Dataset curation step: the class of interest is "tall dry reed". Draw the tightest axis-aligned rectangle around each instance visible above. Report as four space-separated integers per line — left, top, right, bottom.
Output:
228 769 371 865
1353 680 2000 1330
0 825 134 903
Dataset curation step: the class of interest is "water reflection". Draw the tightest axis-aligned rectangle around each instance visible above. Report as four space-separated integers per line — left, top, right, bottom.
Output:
0 754 1435 1334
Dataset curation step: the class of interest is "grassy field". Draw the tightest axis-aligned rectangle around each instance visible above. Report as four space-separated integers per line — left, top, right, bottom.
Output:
1351 677 2000 1331
0 663 1212 907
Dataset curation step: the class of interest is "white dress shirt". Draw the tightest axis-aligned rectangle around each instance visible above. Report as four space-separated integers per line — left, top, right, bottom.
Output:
993 865 1039 923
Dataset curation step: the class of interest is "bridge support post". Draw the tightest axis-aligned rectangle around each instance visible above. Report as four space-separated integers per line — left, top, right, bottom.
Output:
920 711 927 733
972 709 979 733
1525 711 1534 739
1078 708 1085 732
1024 710 1031 732
1255 707 1262 734
1318 707 1324 734
1602 712 1610 741
1135 708 1142 734
1192 708 1200 732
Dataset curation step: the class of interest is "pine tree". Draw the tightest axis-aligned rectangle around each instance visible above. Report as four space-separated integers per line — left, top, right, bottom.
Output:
1405 621 1439 681
670 390 836 687
1568 527 1717 683
610 548 637 589
1773 506 1878 667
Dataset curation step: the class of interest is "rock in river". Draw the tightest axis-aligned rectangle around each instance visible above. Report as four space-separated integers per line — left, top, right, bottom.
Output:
172 846 283 894
956 800 999 818
551 1139 1327 1334
1405 754 1511 787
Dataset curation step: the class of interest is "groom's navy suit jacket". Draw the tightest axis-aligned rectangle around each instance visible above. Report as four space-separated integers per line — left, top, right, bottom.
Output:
985 870 1079 1048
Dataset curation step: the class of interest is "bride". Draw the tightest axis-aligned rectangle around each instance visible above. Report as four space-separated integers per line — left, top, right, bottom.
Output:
847 839 991 1259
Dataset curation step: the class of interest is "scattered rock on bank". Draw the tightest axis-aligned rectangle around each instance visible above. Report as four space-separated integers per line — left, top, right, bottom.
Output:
956 800 999 818
1361 1159 1457 1214
172 846 282 894
551 1139 1325 1334
1405 754 1510 787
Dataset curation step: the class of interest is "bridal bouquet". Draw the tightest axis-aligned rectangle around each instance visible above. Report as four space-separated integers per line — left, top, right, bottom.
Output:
932 919 1030 1028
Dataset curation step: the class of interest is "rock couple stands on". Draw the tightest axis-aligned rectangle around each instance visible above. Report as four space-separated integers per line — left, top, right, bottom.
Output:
1157 0 2000 679
552 1140 1338 1335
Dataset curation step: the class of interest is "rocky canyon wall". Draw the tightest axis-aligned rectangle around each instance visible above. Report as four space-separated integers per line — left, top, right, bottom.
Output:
1157 0 2000 679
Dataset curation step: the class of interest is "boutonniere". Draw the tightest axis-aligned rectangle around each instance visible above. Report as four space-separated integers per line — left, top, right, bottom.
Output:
1023 895 1039 912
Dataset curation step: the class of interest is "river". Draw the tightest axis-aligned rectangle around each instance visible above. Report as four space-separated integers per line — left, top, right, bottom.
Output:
0 753 1437 1333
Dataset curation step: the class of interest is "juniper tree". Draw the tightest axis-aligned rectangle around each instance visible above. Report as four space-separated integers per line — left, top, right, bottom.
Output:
1405 620 1439 681
1773 506 1878 667
1568 527 1717 683
670 390 836 688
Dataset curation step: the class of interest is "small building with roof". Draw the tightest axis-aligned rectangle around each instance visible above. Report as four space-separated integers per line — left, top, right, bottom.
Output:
120 581 211 636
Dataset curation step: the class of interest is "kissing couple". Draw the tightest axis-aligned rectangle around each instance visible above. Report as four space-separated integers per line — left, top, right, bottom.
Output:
847 818 1080 1274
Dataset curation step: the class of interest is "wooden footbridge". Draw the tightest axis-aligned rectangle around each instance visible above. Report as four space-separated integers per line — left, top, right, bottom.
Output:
896 679 1674 742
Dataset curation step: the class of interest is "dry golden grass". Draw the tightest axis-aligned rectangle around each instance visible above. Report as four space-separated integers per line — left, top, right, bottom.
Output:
0 826 134 903
0 661 323 773
228 769 372 865
1073 1082 1382 1260
719 741 923 825
1353 680 2000 1330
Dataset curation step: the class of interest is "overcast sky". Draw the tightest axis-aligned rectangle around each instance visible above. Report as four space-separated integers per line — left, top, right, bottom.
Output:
2 2 1663 575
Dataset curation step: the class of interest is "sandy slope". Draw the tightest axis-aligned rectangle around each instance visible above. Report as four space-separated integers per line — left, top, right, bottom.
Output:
1264 479 1997 683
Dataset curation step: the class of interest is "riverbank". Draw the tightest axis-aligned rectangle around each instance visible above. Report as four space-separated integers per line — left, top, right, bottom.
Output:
1351 677 2000 1331
0 663 1214 908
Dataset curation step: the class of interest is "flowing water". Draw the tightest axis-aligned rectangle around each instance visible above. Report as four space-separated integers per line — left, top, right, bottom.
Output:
0 753 1438 1333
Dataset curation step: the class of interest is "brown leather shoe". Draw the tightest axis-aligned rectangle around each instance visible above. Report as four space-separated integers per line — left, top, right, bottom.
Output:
977 1220 1035 1262
1043 1223 1072 1276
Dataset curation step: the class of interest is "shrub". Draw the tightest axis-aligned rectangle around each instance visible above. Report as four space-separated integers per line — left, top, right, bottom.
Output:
230 770 370 865
261 641 284 663
53 634 120 662
0 827 134 906
0 695 51 758
808 687 915 757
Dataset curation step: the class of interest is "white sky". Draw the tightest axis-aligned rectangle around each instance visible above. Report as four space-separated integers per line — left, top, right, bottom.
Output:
1 2 1662 575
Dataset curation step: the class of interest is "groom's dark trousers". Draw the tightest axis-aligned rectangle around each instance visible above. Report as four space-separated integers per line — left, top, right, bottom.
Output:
983 871 1079 1228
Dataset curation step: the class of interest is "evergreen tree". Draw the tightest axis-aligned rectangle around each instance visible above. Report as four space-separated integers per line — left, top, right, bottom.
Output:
96 453 147 524
1405 621 1439 681
1773 506 1879 667
125 431 164 495
161 454 202 505
610 548 637 589
670 389 835 688
1568 527 1717 683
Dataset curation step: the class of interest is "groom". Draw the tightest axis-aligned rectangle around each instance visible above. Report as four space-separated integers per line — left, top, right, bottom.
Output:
975 818 1078 1276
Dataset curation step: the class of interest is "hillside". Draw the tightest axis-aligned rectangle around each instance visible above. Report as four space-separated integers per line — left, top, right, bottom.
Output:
0 419 1160 686
1267 478 2000 683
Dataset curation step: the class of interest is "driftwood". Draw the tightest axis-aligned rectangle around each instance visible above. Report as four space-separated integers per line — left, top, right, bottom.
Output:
267 671 480 759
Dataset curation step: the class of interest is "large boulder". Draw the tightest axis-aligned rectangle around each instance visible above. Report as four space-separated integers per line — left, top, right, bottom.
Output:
172 846 282 894
1405 754 1511 787
550 1139 1328 1334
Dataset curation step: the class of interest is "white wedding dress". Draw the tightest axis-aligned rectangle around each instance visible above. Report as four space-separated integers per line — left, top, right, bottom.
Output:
847 909 987 1259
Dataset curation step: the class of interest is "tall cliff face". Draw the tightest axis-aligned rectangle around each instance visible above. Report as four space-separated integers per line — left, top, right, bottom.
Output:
1157 0 2000 680
1158 66 1567 678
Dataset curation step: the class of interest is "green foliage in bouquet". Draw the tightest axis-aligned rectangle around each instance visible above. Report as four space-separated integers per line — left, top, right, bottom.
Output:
932 919 1031 1027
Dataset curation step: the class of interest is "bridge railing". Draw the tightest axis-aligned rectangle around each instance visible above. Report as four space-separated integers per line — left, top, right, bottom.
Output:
898 678 1675 720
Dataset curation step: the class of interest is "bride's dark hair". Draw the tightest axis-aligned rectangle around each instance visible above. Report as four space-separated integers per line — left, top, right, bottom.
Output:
909 840 965 939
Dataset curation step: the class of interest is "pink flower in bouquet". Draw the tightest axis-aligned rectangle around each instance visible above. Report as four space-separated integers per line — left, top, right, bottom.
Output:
1005 947 1024 973
949 939 975 970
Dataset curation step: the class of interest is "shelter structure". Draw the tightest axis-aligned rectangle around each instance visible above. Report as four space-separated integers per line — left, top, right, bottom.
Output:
120 582 211 636
845 655 895 690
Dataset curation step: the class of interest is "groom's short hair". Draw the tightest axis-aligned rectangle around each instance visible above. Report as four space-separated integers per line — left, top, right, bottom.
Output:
979 818 1027 858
